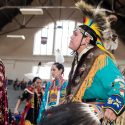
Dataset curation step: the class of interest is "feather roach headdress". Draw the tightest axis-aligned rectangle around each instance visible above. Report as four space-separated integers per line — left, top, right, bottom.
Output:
75 1 115 59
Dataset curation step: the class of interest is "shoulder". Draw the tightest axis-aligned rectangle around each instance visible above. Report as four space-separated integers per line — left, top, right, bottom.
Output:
46 81 51 87
44 81 51 90
96 54 116 67
24 85 34 94
61 80 68 87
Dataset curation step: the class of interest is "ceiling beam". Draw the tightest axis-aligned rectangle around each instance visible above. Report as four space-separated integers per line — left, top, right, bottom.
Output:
0 5 76 10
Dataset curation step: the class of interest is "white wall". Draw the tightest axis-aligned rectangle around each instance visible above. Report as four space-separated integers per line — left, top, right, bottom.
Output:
3 58 36 81
2 56 72 81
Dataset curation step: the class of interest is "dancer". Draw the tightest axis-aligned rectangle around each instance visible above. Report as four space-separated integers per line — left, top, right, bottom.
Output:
14 77 43 125
37 62 68 124
0 59 9 125
66 1 125 124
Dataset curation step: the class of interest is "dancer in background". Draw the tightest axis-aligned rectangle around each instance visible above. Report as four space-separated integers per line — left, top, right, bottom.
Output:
0 59 9 125
37 62 68 124
14 77 43 125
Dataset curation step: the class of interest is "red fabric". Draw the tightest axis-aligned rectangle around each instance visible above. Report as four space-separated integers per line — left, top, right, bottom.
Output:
18 103 31 125
26 85 34 93
0 60 9 125
19 85 42 124
26 85 42 94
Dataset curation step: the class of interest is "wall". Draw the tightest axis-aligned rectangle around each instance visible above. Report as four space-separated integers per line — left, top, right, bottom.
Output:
1 55 73 81
0 10 125 81
1 55 125 81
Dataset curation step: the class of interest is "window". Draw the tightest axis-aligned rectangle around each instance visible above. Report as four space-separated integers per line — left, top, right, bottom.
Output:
33 23 54 55
33 20 81 56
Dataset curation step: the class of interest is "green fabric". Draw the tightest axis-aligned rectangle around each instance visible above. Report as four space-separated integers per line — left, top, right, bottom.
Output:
83 56 125 103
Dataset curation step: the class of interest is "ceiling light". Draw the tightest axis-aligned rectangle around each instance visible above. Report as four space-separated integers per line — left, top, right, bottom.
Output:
20 8 43 15
7 35 25 40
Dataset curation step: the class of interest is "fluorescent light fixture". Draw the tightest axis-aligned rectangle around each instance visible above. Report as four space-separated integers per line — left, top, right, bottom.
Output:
7 35 25 40
20 8 43 15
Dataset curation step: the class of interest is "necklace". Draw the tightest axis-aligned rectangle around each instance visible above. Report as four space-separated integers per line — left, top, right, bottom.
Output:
50 76 64 90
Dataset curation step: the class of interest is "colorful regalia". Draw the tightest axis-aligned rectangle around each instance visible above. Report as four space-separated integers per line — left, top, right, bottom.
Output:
19 85 43 125
37 77 68 123
0 60 9 125
66 1 125 124
68 47 125 114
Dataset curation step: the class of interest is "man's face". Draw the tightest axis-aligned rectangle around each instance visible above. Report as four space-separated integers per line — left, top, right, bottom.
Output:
69 29 83 51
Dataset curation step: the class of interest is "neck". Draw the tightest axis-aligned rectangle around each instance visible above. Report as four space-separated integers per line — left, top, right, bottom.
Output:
55 75 62 80
77 44 94 54
54 75 62 80
77 45 86 54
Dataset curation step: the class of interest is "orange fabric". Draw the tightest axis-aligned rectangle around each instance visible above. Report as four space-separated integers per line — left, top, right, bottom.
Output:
72 54 107 102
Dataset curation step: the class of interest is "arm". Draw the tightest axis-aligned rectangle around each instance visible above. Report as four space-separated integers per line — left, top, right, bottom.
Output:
97 56 125 120
14 99 22 114
14 90 29 114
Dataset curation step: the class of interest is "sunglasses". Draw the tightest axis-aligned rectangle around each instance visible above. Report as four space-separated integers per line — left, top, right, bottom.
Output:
75 27 94 41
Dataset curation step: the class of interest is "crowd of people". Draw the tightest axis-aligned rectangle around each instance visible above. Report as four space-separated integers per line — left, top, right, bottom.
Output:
13 78 28 90
1 1 125 125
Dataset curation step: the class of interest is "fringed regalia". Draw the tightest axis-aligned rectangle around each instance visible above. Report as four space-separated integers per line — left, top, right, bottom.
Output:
66 1 125 125
0 60 9 125
19 85 43 125
37 77 68 124
67 46 125 124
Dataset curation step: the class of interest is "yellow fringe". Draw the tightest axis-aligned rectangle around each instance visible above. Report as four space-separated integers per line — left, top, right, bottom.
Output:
97 44 116 62
102 112 125 125
24 120 32 125
72 54 107 102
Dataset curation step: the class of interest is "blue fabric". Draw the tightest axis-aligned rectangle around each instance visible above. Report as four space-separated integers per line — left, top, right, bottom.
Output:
37 80 68 123
103 94 125 115
83 56 125 115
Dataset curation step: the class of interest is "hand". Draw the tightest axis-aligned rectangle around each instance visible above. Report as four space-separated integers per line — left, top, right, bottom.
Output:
14 109 19 114
104 108 117 122
0 81 3 87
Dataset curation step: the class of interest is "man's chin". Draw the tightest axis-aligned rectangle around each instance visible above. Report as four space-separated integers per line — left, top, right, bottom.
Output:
69 46 75 51
68 45 72 50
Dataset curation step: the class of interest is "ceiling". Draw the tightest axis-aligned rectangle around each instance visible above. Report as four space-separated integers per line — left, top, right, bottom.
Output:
0 0 125 43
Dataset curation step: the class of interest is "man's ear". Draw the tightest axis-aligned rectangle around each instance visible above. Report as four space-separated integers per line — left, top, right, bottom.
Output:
85 36 91 44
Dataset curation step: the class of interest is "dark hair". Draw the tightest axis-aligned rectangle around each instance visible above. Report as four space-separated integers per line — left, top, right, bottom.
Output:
79 25 97 46
40 102 100 125
32 77 41 83
53 62 64 74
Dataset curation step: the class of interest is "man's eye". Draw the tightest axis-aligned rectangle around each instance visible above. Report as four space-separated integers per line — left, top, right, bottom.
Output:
52 69 55 71
85 32 93 41
75 33 77 36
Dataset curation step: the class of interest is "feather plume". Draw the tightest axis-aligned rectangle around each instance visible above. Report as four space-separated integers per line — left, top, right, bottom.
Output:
75 1 116 60
75 1 110 40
